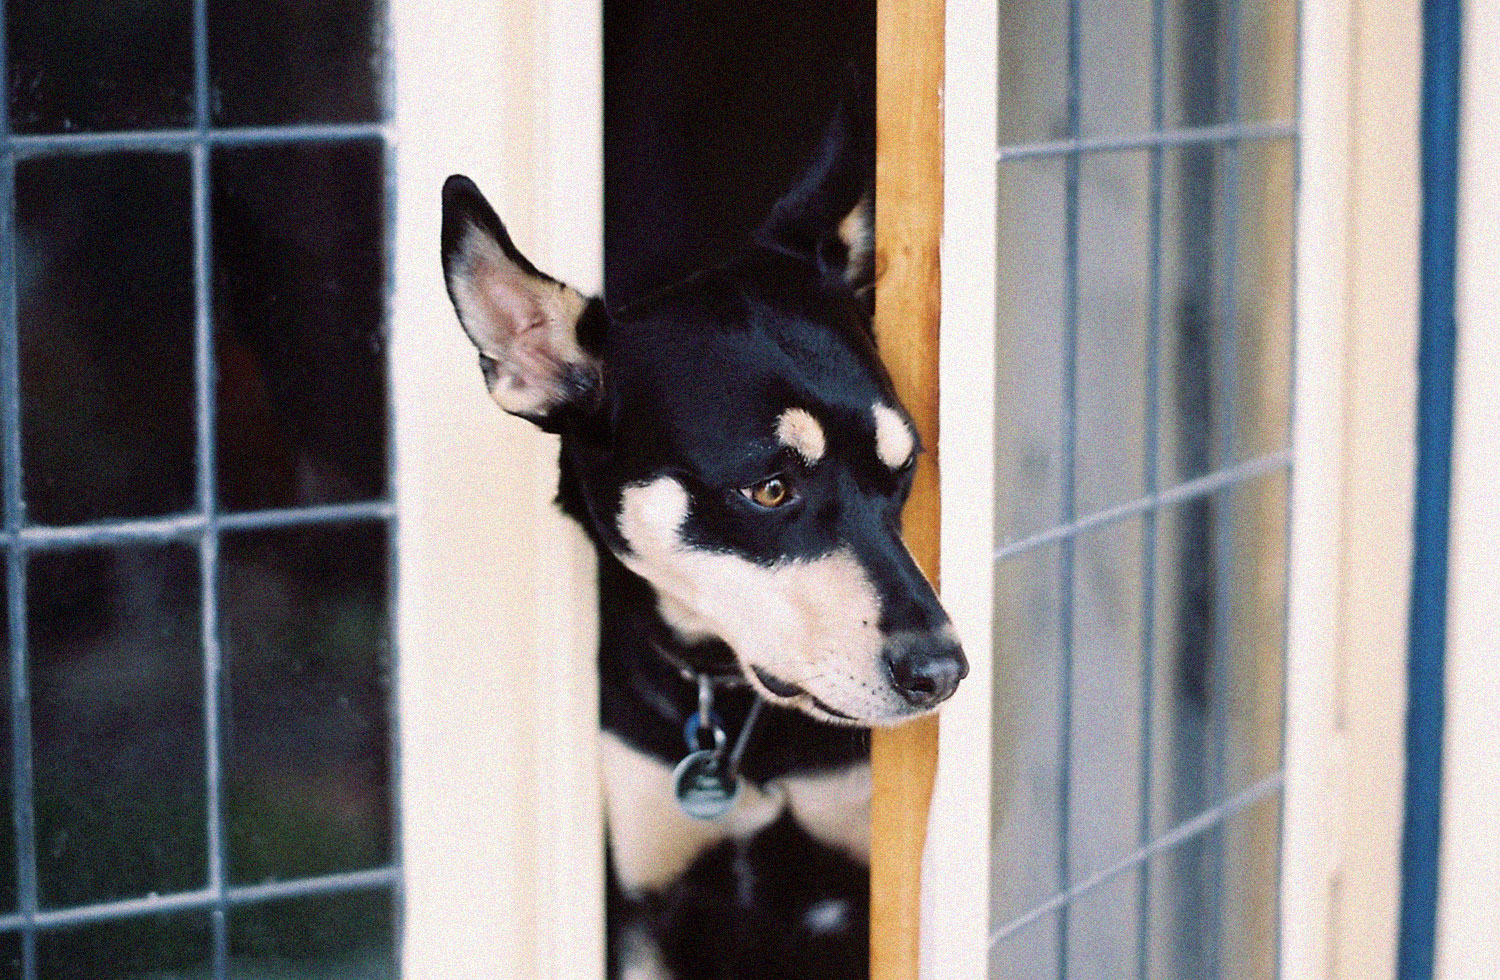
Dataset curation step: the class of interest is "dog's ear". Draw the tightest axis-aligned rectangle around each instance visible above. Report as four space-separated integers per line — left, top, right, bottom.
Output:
757 73 876 300
441 175 602 431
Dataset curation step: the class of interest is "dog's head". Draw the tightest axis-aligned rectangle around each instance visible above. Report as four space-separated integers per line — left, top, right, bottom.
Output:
439 102 966 727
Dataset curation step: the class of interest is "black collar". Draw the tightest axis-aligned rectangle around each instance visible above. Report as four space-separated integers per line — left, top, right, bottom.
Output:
646 637 749 688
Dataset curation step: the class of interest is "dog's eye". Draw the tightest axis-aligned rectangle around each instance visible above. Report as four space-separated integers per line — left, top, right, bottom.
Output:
742 476 795 509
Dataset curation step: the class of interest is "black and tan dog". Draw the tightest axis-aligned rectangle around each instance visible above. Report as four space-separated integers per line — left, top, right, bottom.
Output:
439 98 966 980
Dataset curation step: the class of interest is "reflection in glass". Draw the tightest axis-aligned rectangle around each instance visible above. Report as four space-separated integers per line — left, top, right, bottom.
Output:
1076 152 1151 515
15 153 197 527
1158 141 1294 489
229 889 395 980
208 0 385 127
1150 474 1287 834
990 546 1064 929
1066 867 1142 979
994 159 1067 545
1067 519 1145 883
29 544 205 909
212 140 388 514
221 522 392 884
6 0 193 134
0 559 12 915
35 911 211 980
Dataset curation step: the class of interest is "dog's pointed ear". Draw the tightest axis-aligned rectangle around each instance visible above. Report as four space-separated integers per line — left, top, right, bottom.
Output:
757 72 876 300
441 174 603 430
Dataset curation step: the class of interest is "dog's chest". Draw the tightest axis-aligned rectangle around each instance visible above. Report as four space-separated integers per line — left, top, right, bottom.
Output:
601 730 870 895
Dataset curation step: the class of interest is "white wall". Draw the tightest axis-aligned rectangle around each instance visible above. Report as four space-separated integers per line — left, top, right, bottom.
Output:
390 0 604 976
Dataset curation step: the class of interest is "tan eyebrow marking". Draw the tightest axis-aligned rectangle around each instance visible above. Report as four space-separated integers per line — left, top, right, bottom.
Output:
872 403 915 470
776 408 827 464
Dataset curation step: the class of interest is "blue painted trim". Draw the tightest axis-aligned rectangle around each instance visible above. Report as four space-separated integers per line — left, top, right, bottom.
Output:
1399 0 1462 976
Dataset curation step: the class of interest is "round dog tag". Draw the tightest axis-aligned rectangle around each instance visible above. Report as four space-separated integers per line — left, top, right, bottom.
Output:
672 750 740 820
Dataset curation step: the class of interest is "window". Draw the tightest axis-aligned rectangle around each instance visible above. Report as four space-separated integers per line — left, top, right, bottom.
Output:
931 0 1297 976
0 1 398 976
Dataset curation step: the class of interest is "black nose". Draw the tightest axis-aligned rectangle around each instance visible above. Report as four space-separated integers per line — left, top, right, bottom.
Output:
885 633 968 708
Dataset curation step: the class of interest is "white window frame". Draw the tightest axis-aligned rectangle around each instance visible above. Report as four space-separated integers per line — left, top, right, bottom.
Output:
391 0 606 976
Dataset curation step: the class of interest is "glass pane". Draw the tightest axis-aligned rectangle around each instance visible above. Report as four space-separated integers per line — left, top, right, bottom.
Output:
222 522 392 884
1076 151 1151 515
1145 825 1222 980
1145 791 1278 980
1225 140 1294 468
1218 792 1280 980
1158 140 1293 487
6 0 194 134
0 934 19 980
1149 473 1286 834
995 159 1066 545
212 140 388 513
208 0 385 127
1238 0 1297 125
990 545 1063 928
1081 0 1152 138
989 906 1060 980
1068 519 1145 882
229 889 395 980
1163 0 1234 130
15 153 197 527
1165 0 1296 129
36 912 211 980
0 557 12 916
29 544 204 908
998 0 1069 147
1065 867 1142 980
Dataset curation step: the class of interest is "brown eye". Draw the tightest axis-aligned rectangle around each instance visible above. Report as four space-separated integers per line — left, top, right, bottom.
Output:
743 476 793 508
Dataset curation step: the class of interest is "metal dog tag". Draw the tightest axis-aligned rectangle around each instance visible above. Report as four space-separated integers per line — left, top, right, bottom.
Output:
672 749 740 821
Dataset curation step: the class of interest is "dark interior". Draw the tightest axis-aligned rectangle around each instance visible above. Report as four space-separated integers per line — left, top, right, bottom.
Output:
604 0 875 306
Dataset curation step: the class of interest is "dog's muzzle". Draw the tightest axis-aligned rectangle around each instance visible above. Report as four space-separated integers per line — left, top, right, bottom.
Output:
882 630 968 708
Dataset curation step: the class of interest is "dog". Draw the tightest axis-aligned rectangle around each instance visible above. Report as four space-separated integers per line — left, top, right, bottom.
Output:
439 95 966 980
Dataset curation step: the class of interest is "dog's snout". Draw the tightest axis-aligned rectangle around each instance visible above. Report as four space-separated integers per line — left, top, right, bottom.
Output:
884 633 968 708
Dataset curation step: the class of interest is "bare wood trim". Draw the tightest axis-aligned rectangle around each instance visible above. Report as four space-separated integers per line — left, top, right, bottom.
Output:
870 0 944 975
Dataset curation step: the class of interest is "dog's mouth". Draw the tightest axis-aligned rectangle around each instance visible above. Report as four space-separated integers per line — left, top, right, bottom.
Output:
750 666 860 722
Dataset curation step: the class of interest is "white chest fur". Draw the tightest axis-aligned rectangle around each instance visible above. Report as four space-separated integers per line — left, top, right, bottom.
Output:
600 731 872 896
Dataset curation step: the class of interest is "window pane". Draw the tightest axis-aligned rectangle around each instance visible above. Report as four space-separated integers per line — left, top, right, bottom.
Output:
212 140 387 513
1076 151 1151 515
229 889 395 979
1080 0 1152 139
1068 519 1145 882
1165 0 1297 130
1065 867 1142 980
222 522 392 884
995 158 1067 545
1158 141 1294 488
990 545 1064 929
29 544 204 908
1149 473 1287 834
0 934 19 980
6 0 194 134
15 153 197 527
36 912 211 980
0 558 12 916
997 0 1068 147
1145 792 1278 980
990 906 1060 980
208 0 385 127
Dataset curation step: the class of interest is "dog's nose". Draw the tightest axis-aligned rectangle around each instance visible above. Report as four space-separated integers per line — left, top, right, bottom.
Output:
885 633 968 708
